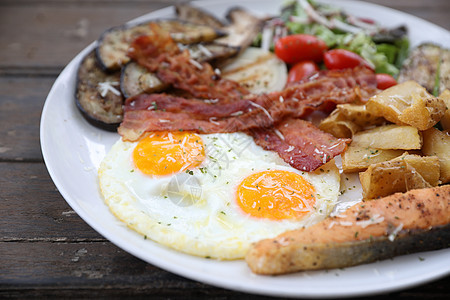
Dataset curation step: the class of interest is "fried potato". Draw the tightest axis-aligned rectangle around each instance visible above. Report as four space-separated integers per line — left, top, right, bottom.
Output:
438 89 450 130
318 110 360 138
319 104 386 138
334 104 386 128
341 144 404 172
359 154 440 199
422 127 450 184
366 81 446 130
401 154 441 186
351 124 422 150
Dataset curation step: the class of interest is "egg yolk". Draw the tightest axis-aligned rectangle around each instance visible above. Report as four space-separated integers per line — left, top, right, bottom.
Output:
132 131 205 176
236 170 316 220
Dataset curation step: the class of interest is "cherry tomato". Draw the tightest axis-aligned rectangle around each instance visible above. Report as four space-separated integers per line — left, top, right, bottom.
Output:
275 34 328 64
287 61 320 83
376 73 397 90
323 49 374 70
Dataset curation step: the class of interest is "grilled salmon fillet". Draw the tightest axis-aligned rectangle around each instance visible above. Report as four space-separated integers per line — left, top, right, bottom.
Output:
246 185 450 275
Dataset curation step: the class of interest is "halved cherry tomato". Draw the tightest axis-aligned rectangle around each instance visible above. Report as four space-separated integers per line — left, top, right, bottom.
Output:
275 34 328 64
323 49 374 70
287 61 320 83
376 73 397 90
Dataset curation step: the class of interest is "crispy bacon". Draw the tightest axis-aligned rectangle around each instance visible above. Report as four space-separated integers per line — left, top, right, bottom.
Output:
125 93 254 118
120 67 377 140
118 105 274 141
128 23 249 102
249 119 350 172
128 24 179 71
265 67 378 116
121 24 377 171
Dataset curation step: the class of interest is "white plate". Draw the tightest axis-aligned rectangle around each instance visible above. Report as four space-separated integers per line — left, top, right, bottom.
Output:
40 0 450 298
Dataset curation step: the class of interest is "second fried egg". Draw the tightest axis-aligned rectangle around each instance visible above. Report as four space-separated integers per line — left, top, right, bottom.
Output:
99 131 340 259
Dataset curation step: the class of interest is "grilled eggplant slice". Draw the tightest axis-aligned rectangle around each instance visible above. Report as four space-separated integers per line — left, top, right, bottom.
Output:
215 7 264 52
120 62 167 99
175 3 225 28
76 50 124 131
398 43 450 94
96 19 226 71
187 42 239 65
372 25 408 44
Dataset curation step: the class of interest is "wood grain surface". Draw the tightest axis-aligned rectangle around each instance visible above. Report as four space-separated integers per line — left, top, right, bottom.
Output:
1 0 449 298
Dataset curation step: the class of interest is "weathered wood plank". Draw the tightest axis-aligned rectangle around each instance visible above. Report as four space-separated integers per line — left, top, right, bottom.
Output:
0 242 448 299
0 242 280 299
0 1 183 70
0 77 55 161
0 162 104 240
0 0 448 71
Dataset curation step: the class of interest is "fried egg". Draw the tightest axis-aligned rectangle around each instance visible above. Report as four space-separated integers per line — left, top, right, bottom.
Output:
99 131 340 259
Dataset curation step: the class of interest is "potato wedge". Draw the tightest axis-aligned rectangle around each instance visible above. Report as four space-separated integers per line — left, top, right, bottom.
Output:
334 104 386 128
401 154 441 186
422 127 450 184
319 104 387 138
359 154 440 199
341 145 404 172
366 80 446 130
352 124 422 150
439 89 450 131
318 110 360 138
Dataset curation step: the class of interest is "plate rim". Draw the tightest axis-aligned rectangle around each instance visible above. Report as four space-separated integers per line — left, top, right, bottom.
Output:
40 0 450 298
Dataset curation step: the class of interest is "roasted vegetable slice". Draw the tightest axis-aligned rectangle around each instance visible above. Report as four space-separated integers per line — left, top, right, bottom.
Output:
221 47 287 94
175 3 225 28
120 62 168 99
215 7 264 52
186 42 239 65
398 43 450 94
439 89 450 130
75 50 124 131
96 19 226 71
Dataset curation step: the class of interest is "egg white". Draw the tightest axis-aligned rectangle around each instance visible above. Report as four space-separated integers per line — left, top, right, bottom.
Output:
99 132 340 259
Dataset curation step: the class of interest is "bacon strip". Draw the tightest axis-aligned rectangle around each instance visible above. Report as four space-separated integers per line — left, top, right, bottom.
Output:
120 67 377 140
128 24 249 102
249 119 350 171
118 107 274 141
121 24 376 171
124 93 254 119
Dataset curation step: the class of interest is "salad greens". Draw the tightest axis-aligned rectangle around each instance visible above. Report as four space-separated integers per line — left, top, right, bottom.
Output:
254 0 409 77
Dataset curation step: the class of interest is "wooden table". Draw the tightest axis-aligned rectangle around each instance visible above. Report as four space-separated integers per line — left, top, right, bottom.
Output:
1 0 449 298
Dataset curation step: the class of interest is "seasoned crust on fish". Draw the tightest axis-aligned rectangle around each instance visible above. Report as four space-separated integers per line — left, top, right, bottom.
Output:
245 185 450 275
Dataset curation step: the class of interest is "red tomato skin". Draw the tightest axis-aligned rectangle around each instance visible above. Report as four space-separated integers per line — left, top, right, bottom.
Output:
376 73 397 90
287 61 320 83
323 49 374 71
275 34 327 64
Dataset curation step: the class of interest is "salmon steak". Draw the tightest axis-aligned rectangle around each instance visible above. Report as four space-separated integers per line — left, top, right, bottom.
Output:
245 185 450 275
